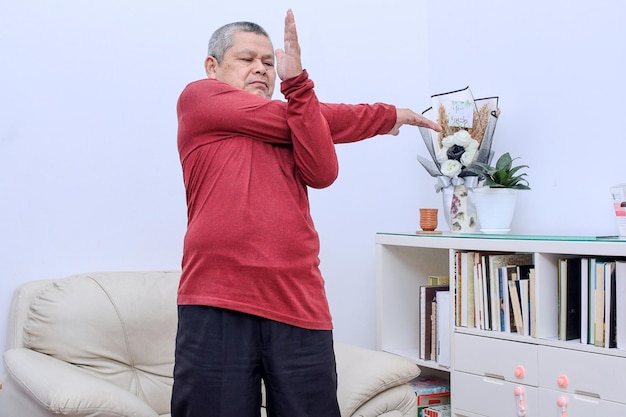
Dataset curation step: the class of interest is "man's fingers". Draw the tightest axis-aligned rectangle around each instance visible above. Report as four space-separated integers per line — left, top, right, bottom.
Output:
277 9 303 80
388 109 442 136
284 9 300 56
419 116 442 132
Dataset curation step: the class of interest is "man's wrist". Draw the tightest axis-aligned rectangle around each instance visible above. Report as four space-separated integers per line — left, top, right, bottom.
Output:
280 70 310 97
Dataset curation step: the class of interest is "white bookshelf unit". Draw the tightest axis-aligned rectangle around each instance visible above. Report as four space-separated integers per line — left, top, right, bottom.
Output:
376 232 626 417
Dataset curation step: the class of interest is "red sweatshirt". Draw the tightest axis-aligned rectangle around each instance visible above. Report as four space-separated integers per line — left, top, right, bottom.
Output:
177 71 396 330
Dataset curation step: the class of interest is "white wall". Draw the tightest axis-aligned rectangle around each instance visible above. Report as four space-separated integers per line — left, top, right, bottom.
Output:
425 0 626 236
2 0 624 377
0 0 434 375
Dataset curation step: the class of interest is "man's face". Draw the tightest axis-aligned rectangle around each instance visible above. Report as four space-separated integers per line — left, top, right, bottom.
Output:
205 31 276 99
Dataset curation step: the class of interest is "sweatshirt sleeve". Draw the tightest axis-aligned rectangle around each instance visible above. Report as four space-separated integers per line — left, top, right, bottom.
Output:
320 102 397 144
177 75 396 185
177 79 292 160
178 76 338 189
281 71 338 189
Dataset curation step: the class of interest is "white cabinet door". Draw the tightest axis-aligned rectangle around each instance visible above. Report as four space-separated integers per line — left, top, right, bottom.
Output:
538 346 626 404
538 388 626 417
453 409 485 417
454 371 536 417
454 333 538 386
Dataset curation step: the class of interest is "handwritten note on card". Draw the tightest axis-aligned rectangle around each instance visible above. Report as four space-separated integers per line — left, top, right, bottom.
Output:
448 100 474 128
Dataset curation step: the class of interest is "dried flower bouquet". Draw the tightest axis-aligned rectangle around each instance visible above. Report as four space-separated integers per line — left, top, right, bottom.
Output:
417 87 500 232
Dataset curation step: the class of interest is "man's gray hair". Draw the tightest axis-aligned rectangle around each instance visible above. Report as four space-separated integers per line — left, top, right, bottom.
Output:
208 21 271 63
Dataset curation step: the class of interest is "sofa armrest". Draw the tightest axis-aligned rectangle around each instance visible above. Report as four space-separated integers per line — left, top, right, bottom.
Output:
334 343 420 417
3 348 159 417
350 384 417 417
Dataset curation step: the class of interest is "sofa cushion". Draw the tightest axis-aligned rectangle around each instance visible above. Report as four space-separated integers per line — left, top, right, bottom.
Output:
334 343 420 416
22 271 180 415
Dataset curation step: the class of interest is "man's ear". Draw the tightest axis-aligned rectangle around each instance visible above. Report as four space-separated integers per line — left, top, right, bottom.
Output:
204 56 219 78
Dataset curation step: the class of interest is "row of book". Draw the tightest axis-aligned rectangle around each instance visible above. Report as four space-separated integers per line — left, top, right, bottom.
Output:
408 375 450 417
422 405 451 417
419 276 451 367
454 251 536 336
558 257 626 348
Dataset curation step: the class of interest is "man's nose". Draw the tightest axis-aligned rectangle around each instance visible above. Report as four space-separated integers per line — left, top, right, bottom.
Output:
254 59 266 74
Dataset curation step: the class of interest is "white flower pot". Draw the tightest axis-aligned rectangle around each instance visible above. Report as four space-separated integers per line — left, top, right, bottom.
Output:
473 187 517 233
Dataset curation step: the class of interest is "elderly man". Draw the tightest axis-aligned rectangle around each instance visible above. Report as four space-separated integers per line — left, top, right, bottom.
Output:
172 9 440 417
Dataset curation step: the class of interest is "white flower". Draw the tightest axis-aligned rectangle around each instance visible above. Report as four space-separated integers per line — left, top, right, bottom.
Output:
454 129 472 142
466 139 480 152
454 129 473 146
441 134 458 148
442 130 473 148
440 159 462 177
460 147 477 166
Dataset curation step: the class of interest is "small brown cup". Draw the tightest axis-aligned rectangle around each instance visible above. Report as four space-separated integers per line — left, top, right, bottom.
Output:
419 208 438 232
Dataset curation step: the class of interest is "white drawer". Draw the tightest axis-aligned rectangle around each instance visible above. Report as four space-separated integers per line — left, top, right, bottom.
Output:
453 371 537 417
538 346 626 404
538 387 626 417
452 410 483 417
454 333 538 386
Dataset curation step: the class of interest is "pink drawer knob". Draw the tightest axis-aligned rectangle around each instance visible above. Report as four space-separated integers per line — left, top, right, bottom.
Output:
557 396 568 417
557 374 569 388
514 365 525 379
514 386 526 417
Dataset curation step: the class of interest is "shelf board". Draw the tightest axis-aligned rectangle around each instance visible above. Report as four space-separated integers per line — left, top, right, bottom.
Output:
455 327 626 358
376 232 626 257
382 347 451 371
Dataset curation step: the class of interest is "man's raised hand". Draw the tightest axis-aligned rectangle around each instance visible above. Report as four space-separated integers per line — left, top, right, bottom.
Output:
275 9 303 81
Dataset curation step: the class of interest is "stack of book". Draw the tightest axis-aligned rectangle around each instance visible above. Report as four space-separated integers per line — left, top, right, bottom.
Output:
423 404 451 417
558 256 626 348
454 251 535 336
408 376 450 417
419 284 450 367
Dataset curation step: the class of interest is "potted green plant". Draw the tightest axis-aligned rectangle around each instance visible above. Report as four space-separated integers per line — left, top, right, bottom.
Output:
468 152 530 190
467 152 530 233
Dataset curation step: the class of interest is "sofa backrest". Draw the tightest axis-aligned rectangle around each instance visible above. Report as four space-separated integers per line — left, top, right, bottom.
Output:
8 270 180 415
6 278 54 351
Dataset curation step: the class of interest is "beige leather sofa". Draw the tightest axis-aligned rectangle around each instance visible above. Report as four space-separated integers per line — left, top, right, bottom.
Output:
0 271 420 417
